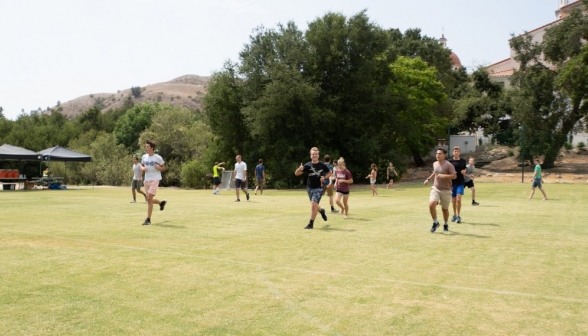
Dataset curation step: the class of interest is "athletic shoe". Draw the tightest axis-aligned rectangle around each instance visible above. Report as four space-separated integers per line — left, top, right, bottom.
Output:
130 200 136 203
472 201 479 206
456 216 461 223
451 215 457 222
304 223 314 229
331 209 339 213
235 199 240 202
246 193 250 201
160 200 167 211
319 208 328 221
430 222 440 233
142 219 151 225
443 224 449 232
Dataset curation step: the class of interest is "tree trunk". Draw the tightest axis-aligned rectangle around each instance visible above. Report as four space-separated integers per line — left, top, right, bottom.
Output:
411 148 425 167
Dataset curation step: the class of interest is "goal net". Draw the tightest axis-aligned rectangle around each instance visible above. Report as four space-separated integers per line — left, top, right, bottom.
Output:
221 170 234 190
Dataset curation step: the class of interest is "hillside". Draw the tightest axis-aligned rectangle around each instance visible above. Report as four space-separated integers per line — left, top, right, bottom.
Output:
56 75 210 117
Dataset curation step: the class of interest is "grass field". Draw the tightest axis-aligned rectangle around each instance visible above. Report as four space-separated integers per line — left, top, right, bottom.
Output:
1 183 587 335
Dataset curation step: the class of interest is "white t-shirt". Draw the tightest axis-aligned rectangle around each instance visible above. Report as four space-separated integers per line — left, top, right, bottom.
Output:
142 153 164 181
234 161 247 180
132 163 143 180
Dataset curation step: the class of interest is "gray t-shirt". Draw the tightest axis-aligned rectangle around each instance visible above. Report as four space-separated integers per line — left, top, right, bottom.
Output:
464 164 474 183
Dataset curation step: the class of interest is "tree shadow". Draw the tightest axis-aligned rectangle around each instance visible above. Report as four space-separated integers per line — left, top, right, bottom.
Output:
320 225 356 232
154 221 186 229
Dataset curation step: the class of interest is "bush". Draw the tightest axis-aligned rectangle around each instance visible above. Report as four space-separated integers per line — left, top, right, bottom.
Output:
578 142 586 148
563 142 573 150
131 86 142 98
508 150 514 157
181 159 212 189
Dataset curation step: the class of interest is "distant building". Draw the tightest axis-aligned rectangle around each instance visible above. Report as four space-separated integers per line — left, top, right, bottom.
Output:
439 34 462 71
484 0 588 147
486 0 585 88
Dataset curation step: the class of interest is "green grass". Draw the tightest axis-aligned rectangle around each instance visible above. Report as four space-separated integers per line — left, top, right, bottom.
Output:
1 183 587 335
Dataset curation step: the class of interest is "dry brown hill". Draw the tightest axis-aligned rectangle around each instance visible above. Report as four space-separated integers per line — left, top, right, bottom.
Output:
56 75 210 117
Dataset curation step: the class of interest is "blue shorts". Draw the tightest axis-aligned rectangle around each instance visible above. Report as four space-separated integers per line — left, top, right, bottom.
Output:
307 187 323 203
532 178 542 188
452 184 465 197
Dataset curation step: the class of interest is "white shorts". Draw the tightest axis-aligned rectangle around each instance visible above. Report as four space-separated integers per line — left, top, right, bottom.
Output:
429 186 452 209
144 180 160 196
370 179 376 184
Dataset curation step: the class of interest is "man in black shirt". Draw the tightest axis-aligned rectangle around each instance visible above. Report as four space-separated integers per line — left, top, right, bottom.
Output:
448 146 467 223
295 147 332 229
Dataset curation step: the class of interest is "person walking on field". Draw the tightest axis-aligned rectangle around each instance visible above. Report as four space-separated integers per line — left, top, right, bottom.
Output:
366 163 378 196
233 155 250 202
212 161 225 195
528 158 548 200
141 140 167 225
131 156 147 203
448 146 467 223
295 147 332 229
386 162 398 189
254 159 265 195
424 148 457 233
323 155 339 213
334 157 353 218
463 156 480 205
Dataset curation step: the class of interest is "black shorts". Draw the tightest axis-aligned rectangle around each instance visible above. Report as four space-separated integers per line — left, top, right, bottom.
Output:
213 177 221 186
465 180 475 189
235 178 247 189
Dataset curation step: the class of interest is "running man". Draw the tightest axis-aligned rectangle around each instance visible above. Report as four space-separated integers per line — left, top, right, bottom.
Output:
212 162 225 194
295 147 332 229
528 158 548 200
131 156 147 203
424 148 457 233
141 140 167 225
463 156 479 205
254 159 265 195
448 146 467 223
233 155 250 202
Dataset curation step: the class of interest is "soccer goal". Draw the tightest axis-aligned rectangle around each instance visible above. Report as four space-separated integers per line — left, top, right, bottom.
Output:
221 170 234 190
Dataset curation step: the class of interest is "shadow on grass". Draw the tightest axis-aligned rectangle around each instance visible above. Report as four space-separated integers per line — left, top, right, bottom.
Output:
346 217 372 222
154 220 186 229
320 225 356 232
464 222 501 227
443 231 491 238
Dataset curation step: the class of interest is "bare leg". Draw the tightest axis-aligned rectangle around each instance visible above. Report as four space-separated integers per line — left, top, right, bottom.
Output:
539 187 548 200
452 197 457 216
235 185 240 200
310 201 320 220
429 201 437 220
441 208 449 223
528 187 536 199
455 194 462 216
342 195 349 218
335 193 344 213
471 187 476 202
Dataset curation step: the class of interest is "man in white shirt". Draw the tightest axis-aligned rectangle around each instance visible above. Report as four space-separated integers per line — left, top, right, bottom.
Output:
233 155 250 202
131 156 147 203
141 140 167 225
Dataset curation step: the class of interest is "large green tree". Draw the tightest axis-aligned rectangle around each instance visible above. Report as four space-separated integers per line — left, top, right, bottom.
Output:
510 1 588 167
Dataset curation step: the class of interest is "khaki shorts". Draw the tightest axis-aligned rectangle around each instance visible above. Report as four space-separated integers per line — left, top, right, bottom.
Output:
326 183 334 196
144 180 160 196
429 186 451 209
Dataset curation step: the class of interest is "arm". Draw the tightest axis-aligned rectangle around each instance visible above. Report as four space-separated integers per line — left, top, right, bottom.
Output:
423 172 435 185
295 163 304 176
154 162 166 172
262 168 265 179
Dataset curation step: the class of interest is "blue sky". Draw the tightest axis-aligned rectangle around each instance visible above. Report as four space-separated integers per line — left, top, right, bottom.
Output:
0 0 559 120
